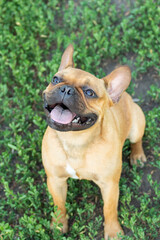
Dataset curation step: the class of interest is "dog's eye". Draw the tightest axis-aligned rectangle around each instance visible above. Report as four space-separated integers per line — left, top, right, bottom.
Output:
52 76 61 85
83 87 97 98
85 89 95 97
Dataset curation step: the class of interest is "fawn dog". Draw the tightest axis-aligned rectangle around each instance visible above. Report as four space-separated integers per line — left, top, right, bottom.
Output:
42 45 146 239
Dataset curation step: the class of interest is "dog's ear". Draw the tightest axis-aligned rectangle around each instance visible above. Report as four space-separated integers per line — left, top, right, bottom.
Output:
103 66 131 103
58 44 74 71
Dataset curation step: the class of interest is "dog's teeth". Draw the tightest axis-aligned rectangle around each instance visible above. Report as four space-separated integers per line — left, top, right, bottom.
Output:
72 118 78 123
86 118 92 124
77 117 82 123
72 117 80 123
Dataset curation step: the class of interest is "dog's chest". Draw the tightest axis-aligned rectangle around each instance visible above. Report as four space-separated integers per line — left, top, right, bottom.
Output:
62 143 100 181
66 163 79 179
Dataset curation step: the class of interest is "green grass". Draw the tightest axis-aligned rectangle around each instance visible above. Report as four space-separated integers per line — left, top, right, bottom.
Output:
0 0 160 239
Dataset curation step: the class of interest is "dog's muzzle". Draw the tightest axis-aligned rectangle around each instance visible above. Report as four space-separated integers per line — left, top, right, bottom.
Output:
43 87 98 132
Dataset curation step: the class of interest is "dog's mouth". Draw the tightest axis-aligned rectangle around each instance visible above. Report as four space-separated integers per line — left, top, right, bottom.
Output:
44 103 98 131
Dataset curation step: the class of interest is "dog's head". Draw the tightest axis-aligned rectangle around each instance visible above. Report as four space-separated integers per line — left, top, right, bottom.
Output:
43 45 131 132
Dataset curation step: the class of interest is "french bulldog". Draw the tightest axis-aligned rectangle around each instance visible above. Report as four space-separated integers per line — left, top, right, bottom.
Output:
42 44 146 239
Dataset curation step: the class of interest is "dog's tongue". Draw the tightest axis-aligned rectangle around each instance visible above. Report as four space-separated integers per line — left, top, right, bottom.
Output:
50 105 76 124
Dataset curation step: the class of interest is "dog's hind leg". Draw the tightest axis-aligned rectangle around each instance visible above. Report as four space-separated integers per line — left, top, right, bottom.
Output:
130 140 146 166
128 102 147 166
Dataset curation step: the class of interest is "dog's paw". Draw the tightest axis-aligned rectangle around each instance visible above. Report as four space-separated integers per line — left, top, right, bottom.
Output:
50 217 68 234
130 152 147 167
106 236 123 240
104 222 124 240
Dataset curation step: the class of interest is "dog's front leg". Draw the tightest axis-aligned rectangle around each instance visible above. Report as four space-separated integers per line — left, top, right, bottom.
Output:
98 180 123 240
47 176 68 233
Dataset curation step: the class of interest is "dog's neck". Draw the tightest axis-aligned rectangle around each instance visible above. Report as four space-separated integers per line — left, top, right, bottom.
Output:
56 121 103 157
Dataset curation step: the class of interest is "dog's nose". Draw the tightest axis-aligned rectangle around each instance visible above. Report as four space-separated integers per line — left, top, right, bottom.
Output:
59 85 75 96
